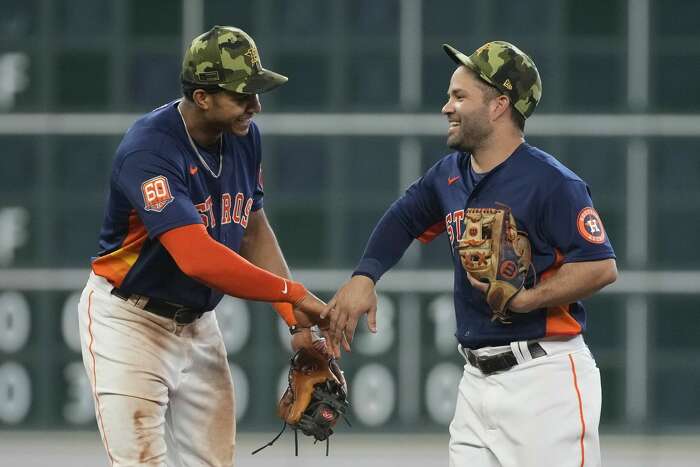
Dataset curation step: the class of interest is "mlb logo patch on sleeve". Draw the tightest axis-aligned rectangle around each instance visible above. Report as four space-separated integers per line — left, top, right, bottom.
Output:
141 175 174 212
577 207 606 244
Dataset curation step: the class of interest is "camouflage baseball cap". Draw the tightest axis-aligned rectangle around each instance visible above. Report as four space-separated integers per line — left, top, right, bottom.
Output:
443 41 542 119
181 25 287 94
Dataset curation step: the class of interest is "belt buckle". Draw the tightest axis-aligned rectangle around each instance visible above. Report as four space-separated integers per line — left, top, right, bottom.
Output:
173 306 203 325
130 294 150 309
474 354 496 374
466 350 482 370
173 308 193 325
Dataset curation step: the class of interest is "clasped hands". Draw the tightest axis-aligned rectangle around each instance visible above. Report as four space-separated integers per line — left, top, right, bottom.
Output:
290 275 378 358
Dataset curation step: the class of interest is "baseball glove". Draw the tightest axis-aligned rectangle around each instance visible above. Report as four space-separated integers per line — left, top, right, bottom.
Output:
457 204 533 323
253 345 349 456
278 347 349 442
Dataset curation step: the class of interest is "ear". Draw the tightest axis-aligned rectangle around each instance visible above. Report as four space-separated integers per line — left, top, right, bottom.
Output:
490 95 511 122
192 89 211 110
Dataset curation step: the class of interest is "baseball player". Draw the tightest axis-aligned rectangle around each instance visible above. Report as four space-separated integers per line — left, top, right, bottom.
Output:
77 26 335 467
322 41 617 467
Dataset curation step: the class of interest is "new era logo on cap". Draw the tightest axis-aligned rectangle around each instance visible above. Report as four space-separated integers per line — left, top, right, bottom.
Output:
243 47 260 68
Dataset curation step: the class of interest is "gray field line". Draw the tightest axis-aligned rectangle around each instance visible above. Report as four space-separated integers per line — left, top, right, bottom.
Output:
1 431 699 467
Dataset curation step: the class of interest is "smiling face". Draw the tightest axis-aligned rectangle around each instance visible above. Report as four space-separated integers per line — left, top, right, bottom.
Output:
441 66 499 153
207 90 262 136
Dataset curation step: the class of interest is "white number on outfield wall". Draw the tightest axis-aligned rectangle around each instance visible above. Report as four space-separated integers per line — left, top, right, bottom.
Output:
0 362 31 424
425 363 462 425
0 292 30 353
351 364 395 426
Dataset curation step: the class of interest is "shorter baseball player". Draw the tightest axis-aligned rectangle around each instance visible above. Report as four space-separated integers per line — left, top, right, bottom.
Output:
78 26 334 467
324 41 617 467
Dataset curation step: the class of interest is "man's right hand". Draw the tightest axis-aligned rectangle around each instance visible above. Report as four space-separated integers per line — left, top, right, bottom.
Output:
293 291 328 327
321 275 378 352
292 292 347 356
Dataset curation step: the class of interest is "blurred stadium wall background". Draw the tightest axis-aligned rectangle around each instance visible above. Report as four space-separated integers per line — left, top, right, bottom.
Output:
0 0 699 465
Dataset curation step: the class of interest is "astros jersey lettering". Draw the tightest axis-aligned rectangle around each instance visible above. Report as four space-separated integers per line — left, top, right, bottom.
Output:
92 100 264 310
389 142 615 349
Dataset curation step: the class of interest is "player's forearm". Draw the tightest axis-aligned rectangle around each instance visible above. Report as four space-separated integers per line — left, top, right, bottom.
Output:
239 209 307 326
159 223 306 304
353 209 414 282
240 208 292 279
514 258 617 312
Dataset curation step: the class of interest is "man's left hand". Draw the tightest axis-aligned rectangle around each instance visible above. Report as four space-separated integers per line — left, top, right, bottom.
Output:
466 272 536 314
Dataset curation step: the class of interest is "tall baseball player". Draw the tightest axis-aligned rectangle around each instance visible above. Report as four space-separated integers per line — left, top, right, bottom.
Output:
323 41 617 467
77 26 336 467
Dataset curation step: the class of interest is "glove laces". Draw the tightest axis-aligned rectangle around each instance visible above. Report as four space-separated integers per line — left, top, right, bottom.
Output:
251 411 351 456
251 422 332 457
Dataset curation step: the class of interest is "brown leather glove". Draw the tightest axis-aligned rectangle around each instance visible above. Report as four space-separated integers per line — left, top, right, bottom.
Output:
277 347 349 442
457 204 532 323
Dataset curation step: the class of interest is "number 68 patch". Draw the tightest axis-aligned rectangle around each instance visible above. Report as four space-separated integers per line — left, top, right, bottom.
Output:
141 175 174 212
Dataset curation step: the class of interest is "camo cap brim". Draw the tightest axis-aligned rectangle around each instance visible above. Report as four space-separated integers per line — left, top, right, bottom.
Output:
443 44 483 79
181 25 288 95
443 42 542 119
218 68 288 94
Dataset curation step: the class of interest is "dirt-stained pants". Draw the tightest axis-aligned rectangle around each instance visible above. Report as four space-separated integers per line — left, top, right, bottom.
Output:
78 272 235 467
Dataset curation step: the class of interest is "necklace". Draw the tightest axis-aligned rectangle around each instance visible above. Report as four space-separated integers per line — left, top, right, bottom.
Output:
177 102 223 178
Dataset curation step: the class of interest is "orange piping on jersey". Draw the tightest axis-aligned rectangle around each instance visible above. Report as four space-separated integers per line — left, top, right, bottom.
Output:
568 353 586 467
86 290 115 466
542 249 582 336
92 210 148 287
418 221 446 244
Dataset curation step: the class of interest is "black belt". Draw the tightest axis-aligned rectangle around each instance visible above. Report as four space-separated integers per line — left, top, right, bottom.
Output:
111 287 205 324
464 342 547 375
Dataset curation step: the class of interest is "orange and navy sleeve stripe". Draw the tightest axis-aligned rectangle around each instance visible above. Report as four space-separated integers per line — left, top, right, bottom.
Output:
417 221 446 244
542 249 583 337
92 210 148 287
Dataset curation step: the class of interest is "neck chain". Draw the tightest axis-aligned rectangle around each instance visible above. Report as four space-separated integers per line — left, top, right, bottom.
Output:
177 102 223 178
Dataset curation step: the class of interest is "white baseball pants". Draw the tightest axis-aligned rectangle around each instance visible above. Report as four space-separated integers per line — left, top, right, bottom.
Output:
449 335 602 467
78 272 236 467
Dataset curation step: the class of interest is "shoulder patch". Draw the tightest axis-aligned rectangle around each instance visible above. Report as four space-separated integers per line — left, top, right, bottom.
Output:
576 207 606 244
141 175 174 212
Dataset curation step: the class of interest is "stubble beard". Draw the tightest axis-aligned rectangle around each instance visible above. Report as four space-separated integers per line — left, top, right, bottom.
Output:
447 113 493 154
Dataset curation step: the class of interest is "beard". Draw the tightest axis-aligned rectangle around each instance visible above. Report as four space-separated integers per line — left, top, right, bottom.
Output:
446 109 493 153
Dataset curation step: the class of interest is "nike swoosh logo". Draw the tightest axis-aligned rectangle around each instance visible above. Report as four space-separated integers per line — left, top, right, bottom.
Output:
281 281 288 294
448 175 461 185
189 165 198 175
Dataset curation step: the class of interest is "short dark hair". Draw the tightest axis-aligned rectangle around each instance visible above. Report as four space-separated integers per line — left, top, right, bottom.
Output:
181 81 223 102
467 68 526 132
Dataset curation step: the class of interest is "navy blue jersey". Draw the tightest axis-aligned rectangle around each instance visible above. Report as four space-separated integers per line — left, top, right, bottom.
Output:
92 100 264 310
390 142 615 348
